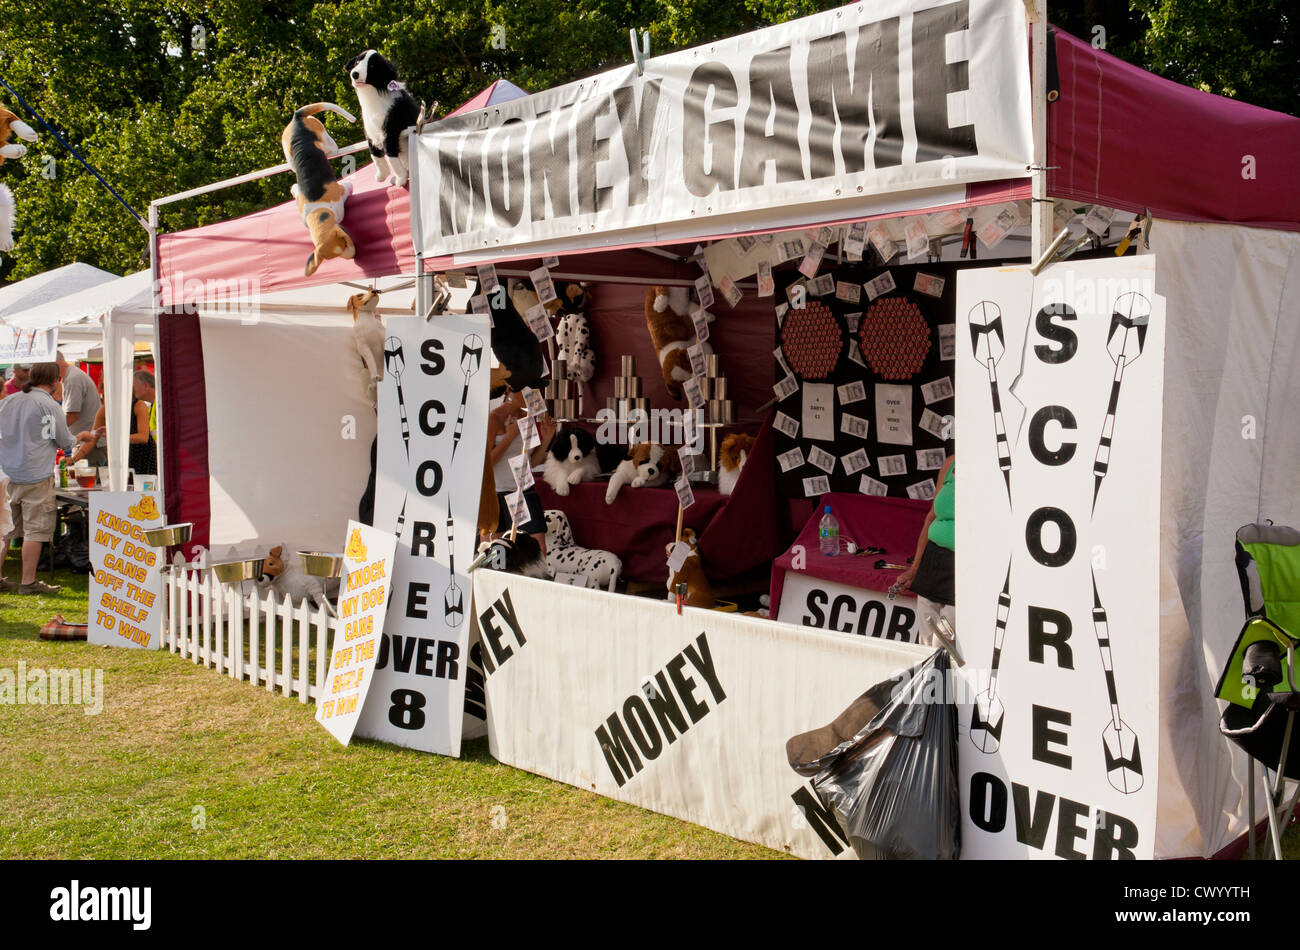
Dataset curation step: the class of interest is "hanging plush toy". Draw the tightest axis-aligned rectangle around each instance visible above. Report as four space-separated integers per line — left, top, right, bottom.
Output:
490 279 547 392
0 105 36 163
345 49 421 188
347 290 385 408
644 285 713 400
282 102 358 276
0 104 37 255
554 281 594 382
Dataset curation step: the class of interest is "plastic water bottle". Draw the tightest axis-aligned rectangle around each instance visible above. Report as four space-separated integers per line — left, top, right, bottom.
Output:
818 505 840 556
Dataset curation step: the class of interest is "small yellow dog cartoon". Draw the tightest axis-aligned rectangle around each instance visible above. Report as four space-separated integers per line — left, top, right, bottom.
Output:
345 528 368 563
128 496 161 522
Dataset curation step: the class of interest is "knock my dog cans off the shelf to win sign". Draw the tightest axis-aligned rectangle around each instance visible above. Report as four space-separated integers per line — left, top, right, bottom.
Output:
88 492 166 650
955 257 1165 859
357 314 491 757
315 521 398 746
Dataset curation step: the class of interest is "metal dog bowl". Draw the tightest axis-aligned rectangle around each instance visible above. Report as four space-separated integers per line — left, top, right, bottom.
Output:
299 551 344 578
143 522 193 548
211 557 265 584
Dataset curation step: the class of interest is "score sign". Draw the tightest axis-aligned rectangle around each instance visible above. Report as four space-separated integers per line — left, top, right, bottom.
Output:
316 521 398 745
88 492 165 650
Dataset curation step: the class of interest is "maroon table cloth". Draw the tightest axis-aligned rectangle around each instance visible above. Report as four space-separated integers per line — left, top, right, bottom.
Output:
769 493 932 616
535 480 728 584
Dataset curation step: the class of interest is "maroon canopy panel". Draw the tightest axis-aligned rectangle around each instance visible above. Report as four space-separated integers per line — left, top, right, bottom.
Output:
1048 29 1300 232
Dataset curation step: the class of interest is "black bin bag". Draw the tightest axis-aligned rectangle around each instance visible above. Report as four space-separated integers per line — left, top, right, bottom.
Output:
786 650 960 859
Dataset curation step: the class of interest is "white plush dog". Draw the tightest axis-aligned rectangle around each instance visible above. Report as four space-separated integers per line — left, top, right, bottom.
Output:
544 510 621 590
0 184 14 254
542 427 601 496
348 290 385 408
257 545 334 609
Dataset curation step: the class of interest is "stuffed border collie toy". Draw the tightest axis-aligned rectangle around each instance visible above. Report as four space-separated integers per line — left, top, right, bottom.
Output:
477 534 547 579
543 427 622 496
345 49 421 188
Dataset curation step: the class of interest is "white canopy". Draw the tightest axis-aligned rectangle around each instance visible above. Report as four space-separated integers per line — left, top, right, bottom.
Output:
5 269 153 331
0 262 118 321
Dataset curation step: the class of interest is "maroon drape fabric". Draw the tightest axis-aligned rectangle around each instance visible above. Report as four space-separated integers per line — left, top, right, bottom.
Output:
769 494 931 616
158 311 210 562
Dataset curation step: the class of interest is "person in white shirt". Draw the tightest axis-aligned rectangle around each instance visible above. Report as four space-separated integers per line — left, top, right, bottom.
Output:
0 362 78 594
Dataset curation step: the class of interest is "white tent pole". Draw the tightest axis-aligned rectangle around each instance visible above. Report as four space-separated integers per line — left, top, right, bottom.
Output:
149 200 163 499
1028 0 1050 260
104 309 135 492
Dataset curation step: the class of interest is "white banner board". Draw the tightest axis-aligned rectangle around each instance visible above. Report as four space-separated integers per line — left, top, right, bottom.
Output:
316 522 398 746
413 0 1031 260
357 315 490 756
473 571 930 858
955 257 1165 859
775 569 920 643
0 326 57 364
88 492 165 650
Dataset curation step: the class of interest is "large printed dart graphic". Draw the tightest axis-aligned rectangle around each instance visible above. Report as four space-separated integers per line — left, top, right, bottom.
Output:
384 337 410 540
970 565 1012 753
1091 568 1144 793
968 301 1012 501
1093 292 1150 512
443 334 484 626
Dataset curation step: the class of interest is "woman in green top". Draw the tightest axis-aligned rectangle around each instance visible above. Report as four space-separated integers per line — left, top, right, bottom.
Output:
898 454 955 647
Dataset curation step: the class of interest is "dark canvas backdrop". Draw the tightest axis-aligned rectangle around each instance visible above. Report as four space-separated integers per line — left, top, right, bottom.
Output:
773 261 960 499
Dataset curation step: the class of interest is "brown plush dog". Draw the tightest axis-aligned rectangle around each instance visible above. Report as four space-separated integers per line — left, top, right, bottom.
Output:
605 442 681 504
718 432 755 496
645 286 699 400
666 528 715 608
0 105 36 163
282 102 357 276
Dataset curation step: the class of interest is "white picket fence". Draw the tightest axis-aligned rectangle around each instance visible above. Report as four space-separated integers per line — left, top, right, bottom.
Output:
161 567 336 704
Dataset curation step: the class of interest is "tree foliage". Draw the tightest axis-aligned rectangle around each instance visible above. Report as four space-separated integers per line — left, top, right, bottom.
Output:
0 0 1293 283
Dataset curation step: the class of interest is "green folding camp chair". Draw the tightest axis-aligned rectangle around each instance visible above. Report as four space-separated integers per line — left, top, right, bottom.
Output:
1215 523 1300 859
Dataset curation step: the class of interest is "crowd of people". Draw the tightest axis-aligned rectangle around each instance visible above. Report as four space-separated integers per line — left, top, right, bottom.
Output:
0 354 157 594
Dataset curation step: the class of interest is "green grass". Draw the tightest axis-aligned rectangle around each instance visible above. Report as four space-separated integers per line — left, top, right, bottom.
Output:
0 554 780 859
2 550 1294 860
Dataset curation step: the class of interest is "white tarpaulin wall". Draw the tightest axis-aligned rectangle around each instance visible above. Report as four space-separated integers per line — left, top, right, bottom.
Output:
412 0 1032 263
473 571 930 859
955 257 1165 859
198 311 378 558
1147 220 1300 858
192 279 454 559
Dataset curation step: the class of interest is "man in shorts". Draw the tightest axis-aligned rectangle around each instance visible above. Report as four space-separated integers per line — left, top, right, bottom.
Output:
0 362 79 594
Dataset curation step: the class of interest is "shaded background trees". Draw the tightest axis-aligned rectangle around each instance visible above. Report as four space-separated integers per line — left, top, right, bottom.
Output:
0 0 1293 281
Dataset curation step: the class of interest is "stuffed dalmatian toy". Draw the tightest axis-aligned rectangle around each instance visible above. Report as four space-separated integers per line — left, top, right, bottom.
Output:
544 510 621 590
554 281 594 382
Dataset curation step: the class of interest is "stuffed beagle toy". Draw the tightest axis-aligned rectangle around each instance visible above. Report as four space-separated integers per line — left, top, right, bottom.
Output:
605 442 681 504
666 528 715 608
281 102 357 276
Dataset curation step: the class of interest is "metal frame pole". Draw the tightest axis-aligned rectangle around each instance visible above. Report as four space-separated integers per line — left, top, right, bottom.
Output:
1028 0 1051 261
